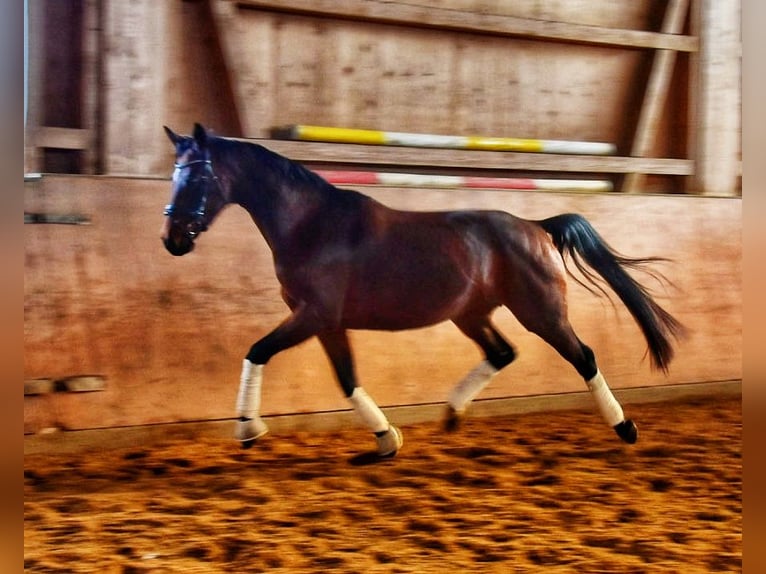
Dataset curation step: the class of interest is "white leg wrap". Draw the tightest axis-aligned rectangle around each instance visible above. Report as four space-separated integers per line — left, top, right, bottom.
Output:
586 370 625 427
236 360 262 417
448 360 499 413
235 360 268 441
348 387 389 434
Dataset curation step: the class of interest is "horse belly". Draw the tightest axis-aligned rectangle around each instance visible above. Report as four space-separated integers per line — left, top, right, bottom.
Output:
342 234 491 330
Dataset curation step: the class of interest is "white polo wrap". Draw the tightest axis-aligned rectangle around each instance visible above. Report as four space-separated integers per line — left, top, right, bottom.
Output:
236 359 263 418
586 370 625 427
448 360 499 413
349 387 389 434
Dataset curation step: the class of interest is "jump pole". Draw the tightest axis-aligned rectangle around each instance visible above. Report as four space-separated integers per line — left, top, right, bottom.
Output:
274 125 617 156
314 170 613 192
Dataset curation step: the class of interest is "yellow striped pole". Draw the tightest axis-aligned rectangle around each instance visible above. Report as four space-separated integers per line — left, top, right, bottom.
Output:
276 125 616 155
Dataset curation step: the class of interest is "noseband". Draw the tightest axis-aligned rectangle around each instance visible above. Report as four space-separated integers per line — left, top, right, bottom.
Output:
163 159 218 237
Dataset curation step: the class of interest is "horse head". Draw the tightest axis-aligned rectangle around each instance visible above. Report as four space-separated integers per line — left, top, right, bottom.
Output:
161 123 226 256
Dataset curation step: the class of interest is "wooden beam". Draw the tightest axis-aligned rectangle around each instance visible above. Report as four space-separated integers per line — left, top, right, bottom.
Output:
232 0 699 52
25 381 740 454
623 0 690 193
24 0 45 174
33 127 92 150
102 0 170 174
208 0 249 134
82 0 104 173
692 0 741 196
255 139 694 176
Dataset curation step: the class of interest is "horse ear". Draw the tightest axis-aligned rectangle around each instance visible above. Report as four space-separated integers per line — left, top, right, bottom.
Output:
192 123 208 147
164 125 181 145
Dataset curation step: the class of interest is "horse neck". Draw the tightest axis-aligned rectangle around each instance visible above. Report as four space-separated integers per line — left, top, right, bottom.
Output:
217 141 332 254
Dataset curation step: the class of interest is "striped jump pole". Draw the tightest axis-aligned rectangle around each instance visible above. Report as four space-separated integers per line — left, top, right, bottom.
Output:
274 125 617 156
314 170 613 192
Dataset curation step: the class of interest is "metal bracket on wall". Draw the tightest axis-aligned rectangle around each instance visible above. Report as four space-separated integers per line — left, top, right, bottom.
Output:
25 376 107 396
24 212 92 225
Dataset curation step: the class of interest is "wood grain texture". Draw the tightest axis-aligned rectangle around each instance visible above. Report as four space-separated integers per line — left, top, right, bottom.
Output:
208 4 661 149
233 0 698 51
624 0 690 193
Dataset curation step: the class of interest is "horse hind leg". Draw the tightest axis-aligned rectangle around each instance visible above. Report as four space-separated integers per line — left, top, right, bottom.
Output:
446 315 517 431
522 314 638 444
499 224 637 444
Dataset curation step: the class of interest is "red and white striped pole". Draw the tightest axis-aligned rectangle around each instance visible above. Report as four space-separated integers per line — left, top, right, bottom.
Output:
314 170 613 192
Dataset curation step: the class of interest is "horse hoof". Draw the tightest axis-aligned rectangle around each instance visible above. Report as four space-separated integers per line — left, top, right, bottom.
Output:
614 419 638 444
376 424 404 458
235 417 269 448
444 406 463 433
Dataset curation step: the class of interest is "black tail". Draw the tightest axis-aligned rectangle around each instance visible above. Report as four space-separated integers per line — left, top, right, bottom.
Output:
538 213 684 372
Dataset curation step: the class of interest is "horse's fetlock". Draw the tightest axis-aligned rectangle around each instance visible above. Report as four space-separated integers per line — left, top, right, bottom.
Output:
488 348 516 370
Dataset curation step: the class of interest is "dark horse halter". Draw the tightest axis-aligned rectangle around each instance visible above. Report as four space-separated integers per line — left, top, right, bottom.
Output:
163 159 218 238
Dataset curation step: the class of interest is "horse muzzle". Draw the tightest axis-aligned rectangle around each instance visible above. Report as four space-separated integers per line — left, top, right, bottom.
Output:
163 235 195 256
161 217 199 256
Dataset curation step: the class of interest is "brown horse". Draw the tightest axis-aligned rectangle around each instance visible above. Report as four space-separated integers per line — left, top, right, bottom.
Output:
161 123 683 458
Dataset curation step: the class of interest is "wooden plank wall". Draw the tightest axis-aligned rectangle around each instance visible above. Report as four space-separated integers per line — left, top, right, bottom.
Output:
23 0 741 194
208 0 670 158
213 7 642 140
24 175 741 433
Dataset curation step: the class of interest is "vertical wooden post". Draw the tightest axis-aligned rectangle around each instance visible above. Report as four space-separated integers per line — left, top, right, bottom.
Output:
82 0 102 174
24 0 44 174
692 0 741 196
623 0 689 193
103 0 170 175
209 0 265 137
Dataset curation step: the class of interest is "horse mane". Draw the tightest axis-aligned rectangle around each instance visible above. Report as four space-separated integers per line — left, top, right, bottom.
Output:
208 134 336 193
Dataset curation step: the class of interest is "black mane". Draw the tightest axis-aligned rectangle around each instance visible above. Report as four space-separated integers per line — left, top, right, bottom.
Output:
209 135 336 193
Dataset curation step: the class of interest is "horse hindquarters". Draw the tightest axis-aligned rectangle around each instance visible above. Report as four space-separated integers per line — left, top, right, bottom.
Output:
492 216 638 443
537 213 683 372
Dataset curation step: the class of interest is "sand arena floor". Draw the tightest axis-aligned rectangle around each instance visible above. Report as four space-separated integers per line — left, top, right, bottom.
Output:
24 394 740 573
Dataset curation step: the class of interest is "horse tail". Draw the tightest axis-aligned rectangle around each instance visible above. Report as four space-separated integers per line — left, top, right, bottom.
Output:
537 213 684 372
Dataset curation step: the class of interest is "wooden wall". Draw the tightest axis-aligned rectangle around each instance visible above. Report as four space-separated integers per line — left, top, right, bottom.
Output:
23 0 741 195
215 8 646 141
24 175 741 433
23 1 742 435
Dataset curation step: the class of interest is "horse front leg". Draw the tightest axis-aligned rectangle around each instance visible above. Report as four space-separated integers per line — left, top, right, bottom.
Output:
235 360 268 446
318 330 403 457
236 305 320 448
